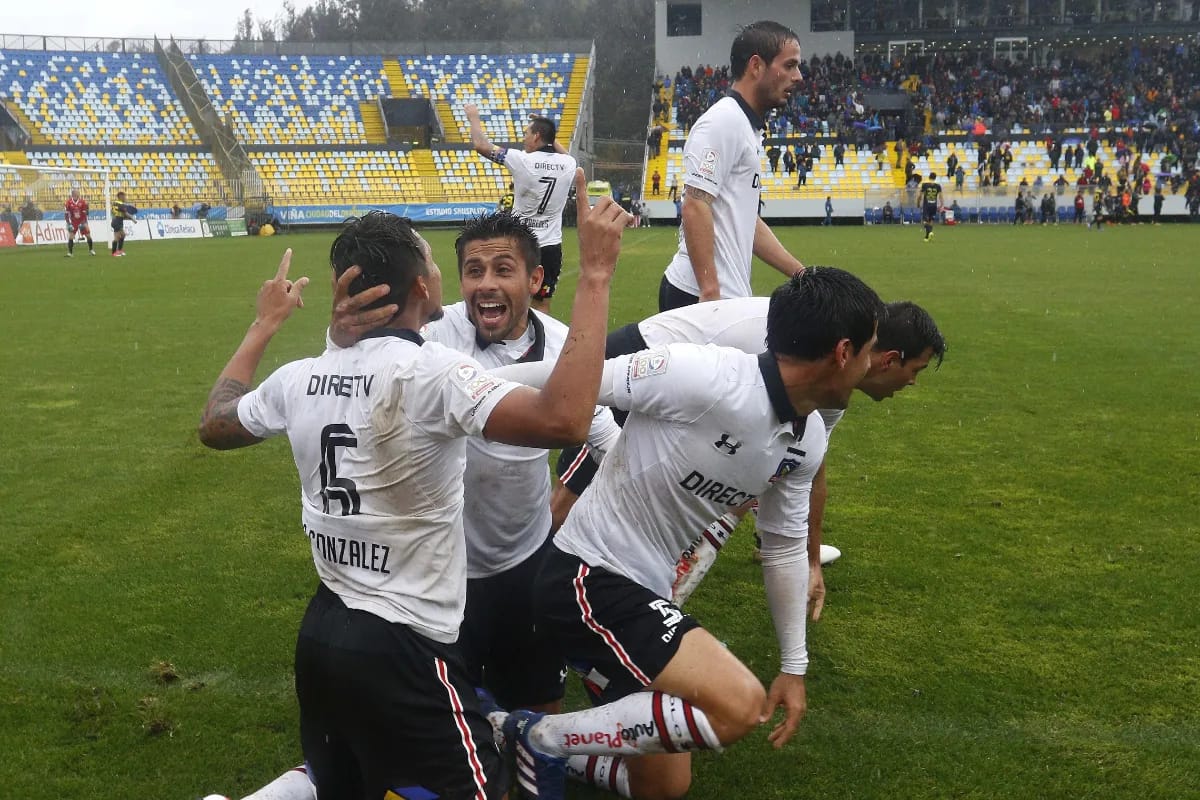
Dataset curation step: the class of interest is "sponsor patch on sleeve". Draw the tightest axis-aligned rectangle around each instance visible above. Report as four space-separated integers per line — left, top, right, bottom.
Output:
466 375 503 401
629 349 670 381
697 148 719 177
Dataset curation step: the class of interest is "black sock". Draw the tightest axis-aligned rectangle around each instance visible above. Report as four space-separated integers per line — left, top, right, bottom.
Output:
68 240 73 254
86 237 93 250
112 241 118 253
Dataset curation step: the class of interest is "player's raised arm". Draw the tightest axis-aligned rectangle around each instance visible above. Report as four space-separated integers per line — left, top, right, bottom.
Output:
465 103 500 159
482 169 629 446
198 249 310 449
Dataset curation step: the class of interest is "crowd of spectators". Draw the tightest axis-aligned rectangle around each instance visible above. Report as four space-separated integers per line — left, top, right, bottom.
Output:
658 42 1200 184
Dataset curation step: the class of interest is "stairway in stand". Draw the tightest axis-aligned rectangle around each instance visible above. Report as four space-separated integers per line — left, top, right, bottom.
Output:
558 55 589 144
360 102 387 144
410 149 444 202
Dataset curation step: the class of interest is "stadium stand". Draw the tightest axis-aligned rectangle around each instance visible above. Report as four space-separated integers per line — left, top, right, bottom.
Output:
401 53 576 143
0 50 200 146
187 54 391 145
251 149 422 205
26 150 228 207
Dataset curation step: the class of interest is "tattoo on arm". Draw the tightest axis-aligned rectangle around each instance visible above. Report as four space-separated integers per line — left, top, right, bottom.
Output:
199 377 261 449
685 186 715 205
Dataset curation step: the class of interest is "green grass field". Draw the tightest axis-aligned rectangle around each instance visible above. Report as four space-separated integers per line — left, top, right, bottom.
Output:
1 223 1198 799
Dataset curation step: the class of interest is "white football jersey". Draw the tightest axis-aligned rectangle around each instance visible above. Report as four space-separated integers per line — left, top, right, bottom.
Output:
492 147 576 246
424 303 616 579
638 297 845 436
237 330 520 644
663 93 765 299
555 343 827 599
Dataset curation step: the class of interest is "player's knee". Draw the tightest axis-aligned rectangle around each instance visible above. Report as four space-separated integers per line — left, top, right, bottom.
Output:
707 674 766 744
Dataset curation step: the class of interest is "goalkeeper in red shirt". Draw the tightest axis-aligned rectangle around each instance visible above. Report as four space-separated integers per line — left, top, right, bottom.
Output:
64 189 95 257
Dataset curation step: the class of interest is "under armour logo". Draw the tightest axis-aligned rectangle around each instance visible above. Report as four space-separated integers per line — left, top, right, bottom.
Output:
713 433 742 455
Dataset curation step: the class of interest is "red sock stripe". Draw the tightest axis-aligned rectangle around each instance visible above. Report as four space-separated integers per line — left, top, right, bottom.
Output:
609 757 622 792
681 700 708 750
585 755 598 785
651 691 678 753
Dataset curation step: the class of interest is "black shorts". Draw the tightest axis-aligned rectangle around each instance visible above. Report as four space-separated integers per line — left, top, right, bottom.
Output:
294 583 506 800
534 545 701 705
111 218 124 233
658 275 700 313
536 244 563 299
459 535 566 709
922 203 938 223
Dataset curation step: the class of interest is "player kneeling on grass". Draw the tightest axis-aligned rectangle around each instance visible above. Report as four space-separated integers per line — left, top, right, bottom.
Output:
197 179 630 800
481 268 883 800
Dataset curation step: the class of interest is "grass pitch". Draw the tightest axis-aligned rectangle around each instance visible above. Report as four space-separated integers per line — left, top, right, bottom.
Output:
1 222 1198 799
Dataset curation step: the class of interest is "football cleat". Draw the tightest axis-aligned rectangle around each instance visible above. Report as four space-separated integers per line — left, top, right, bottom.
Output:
90 249 96 255
475 686 509 749
65 252 73 257
504 710 566 800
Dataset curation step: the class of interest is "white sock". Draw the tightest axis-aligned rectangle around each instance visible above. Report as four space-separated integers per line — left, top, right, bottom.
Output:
241 767 315 800
566 755 631 797
529 691 722 757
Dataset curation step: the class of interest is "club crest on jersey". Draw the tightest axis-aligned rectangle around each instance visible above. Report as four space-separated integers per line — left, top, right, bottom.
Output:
713 433 742 455
769 457 801 484
630 350 669 380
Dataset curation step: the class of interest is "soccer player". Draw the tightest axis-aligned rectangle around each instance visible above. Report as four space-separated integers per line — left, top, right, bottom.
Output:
110 191 135 256
335 211 620 714
487 268 884 800
465 103 576 314
197 179 630 799
659 20 805 311
551 296 946 648
919 172 943 241
64 189 94 257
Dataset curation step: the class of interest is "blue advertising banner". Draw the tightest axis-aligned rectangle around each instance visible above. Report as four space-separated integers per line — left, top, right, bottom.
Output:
276 202 498 225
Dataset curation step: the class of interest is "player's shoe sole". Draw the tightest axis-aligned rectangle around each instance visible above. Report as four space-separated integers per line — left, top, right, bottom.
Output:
504 710 566 800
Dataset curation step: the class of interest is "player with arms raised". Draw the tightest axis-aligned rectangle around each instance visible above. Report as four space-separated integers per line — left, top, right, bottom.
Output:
64 189 95 257
466 103 576 314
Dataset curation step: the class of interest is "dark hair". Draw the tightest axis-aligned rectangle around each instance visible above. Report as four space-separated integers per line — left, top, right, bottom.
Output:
529 115 557 145
766 267 883 359
329 211 426 312
875 301 946 368
730 20 800 79
928 172 937 180
455 211 541 276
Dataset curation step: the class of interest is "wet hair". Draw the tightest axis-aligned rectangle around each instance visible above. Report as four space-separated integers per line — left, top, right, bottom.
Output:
454 211 541 276
329 211 426 312
529 115 557 145
766 267 884 359
876 301 946 368
730 20 800 79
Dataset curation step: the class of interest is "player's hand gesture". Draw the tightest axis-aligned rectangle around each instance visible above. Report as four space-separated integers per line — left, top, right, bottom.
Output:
464 103 480 119
760 672 807 749
329 265 397 348
574 168 629 284
255 248 309 332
